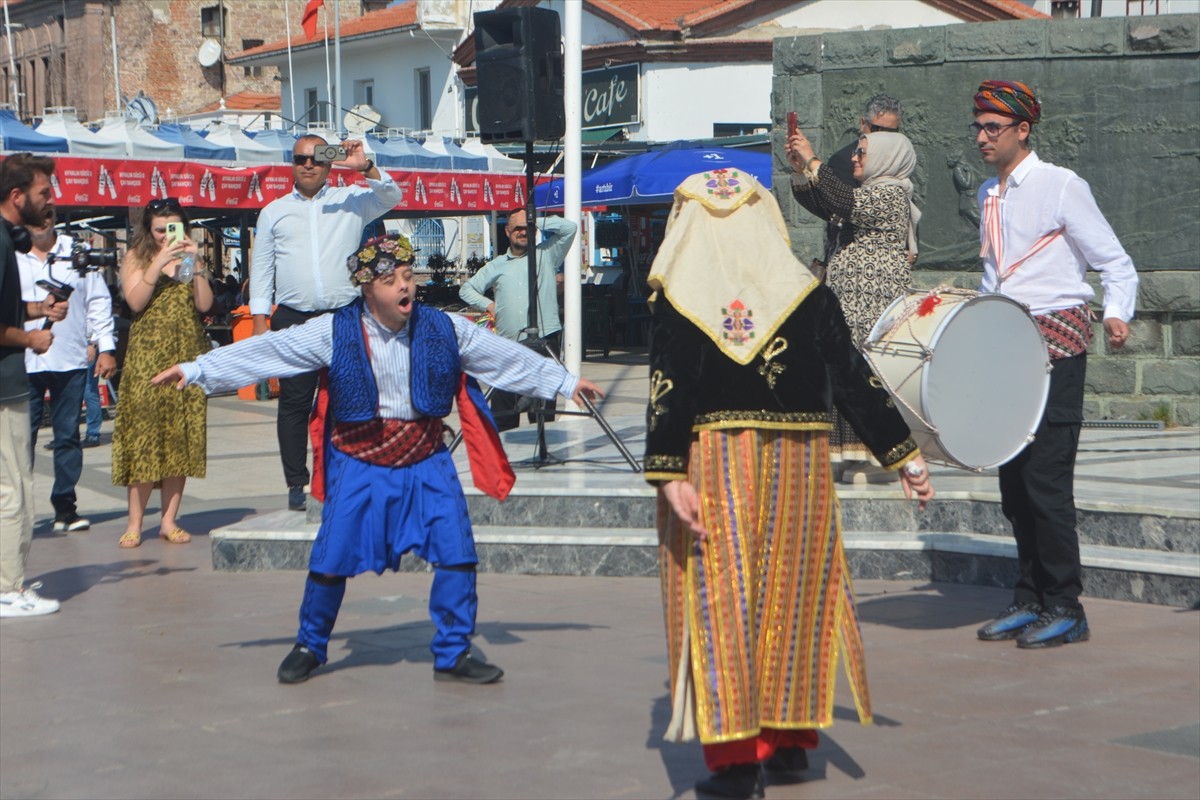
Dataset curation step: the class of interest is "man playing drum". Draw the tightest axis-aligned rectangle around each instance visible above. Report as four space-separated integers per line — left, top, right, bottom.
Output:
970 80 1138 649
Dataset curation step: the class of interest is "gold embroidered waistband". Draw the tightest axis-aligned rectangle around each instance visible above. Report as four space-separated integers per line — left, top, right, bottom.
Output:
692 410 833 432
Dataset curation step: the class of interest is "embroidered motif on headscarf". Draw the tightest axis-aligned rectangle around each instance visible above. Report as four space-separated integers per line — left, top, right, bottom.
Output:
721 299 755 346
974 79 1041 124
703 169 742 200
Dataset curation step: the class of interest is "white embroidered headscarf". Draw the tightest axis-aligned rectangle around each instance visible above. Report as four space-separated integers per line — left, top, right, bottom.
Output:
647 169 818 365
860 131 922 256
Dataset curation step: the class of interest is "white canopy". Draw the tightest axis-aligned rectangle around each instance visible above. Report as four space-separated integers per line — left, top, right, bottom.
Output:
203 122 281 164
36 111 126 157
94 117 186 159
460 138 525 173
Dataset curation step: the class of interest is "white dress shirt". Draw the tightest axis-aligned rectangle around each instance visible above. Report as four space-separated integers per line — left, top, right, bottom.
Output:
180 307 579 419
249 175 403 316
19 234 116 373
977 152 1138 321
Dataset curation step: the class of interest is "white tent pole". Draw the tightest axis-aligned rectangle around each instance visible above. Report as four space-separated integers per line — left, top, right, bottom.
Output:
333 0 341 134
561 0 582 376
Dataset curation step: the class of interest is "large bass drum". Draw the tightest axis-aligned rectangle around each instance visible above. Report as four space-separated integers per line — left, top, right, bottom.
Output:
862 288 1051 471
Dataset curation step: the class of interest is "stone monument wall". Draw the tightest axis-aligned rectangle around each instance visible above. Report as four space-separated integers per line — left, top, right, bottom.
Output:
772 15 1200 424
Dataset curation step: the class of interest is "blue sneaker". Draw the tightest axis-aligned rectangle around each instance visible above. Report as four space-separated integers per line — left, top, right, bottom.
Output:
287 485 306 512
1017 606 1090 649
977 602 1042 641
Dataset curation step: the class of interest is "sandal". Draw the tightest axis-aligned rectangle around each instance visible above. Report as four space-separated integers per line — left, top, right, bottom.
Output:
118 529 142 548
159 528 192 545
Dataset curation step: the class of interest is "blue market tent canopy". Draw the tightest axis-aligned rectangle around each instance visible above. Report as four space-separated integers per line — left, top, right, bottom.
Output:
248 129 301 162
369 135 451 170
535 144 772 207
421 137 489 171
151 123 237 161
0 109 68 153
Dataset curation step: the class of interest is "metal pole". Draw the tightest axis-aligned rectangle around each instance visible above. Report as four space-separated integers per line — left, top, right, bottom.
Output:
110 12 120 111
3 0 18 118
333 0 341 132
561 0 582 376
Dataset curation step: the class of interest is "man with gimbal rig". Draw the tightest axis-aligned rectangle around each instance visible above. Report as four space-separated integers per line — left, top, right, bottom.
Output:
18 215 116 532
459 208 577 431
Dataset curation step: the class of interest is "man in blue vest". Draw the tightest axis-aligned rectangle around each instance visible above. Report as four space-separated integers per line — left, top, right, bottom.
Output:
153 234 603 684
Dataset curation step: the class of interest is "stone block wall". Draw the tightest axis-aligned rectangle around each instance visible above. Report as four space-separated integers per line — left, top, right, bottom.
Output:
773 15 1200 425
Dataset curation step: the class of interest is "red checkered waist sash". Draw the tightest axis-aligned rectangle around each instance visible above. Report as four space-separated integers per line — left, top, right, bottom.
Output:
330 416 448 467
1036 304 1094 360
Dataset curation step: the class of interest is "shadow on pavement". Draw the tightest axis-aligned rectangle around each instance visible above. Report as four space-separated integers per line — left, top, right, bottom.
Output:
31 560 199 602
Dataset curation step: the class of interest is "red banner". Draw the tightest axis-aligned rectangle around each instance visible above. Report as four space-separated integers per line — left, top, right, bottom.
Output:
44 157 531 213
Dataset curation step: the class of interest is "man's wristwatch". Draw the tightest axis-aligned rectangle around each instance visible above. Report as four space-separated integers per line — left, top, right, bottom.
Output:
359 159 374 175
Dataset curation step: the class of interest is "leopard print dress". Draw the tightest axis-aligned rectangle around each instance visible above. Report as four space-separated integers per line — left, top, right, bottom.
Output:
111 278 208 485
794 170 912 462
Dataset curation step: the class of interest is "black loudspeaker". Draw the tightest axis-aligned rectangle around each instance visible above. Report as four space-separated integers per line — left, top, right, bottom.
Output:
474 7 564 143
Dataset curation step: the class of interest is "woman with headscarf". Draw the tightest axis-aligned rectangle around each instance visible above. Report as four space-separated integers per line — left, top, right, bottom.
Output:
644 168 934 798
786 129 922 483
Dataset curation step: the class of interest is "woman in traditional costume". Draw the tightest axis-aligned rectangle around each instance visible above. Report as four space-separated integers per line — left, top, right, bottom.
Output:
643 169 934 799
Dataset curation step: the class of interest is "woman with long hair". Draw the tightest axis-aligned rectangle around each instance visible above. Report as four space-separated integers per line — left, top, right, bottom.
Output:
111 198 212 547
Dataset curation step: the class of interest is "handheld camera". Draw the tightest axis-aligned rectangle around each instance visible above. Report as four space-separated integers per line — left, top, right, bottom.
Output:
313 144 348 164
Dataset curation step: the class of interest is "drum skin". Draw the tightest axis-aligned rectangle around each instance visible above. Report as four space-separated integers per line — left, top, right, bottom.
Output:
863 291 1051 471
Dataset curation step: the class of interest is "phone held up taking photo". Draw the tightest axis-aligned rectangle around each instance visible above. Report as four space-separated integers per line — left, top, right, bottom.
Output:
166 221 185 246
787 111 798 139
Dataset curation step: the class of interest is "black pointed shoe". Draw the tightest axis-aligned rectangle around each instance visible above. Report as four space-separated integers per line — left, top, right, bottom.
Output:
277 644 321 684
1017 606 1090 649
433 653 504 684
763 745 809 778
977 602 1042 641
695 763 765 799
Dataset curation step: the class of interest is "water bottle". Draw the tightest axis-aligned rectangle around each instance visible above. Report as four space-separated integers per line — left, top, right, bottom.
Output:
177 253 195 284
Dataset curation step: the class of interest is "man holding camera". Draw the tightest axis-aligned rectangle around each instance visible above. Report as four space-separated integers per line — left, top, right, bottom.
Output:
0 152 68 618
18 216 116 532
250 136 401 511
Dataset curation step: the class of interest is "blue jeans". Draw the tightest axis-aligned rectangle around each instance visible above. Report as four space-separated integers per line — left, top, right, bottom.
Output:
84 353 102 439
28 369 86 518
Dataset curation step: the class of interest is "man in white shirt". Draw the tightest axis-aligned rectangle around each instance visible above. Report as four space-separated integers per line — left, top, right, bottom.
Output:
19 218 116 532
970 80 1138 649
250 136 401 511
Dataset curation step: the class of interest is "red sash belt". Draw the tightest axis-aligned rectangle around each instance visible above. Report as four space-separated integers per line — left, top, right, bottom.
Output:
330 416 447 467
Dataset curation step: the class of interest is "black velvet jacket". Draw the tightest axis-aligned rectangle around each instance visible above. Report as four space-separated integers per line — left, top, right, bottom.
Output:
643 284 917 483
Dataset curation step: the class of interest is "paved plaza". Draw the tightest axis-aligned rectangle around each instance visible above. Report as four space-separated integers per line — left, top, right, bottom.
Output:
2 351 1198 799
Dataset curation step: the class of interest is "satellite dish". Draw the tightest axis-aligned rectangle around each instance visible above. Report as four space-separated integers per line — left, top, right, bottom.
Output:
344 104 383 136
198 38 223 68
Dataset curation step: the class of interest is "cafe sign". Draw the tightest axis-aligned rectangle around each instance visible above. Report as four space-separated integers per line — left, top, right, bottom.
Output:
466 63 639 134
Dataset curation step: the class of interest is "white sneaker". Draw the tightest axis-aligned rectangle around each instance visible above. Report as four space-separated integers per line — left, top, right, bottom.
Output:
0 582 61 618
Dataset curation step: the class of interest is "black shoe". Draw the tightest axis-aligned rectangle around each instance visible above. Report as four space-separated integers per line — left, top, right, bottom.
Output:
695 763 765 799
82 436 101 448
277 644 321 683
42 440 53 450
433 653 504 684
763 745 809 776
1017 606 1090 649
53 512 91 532
977 602 1042 641
287 486 306 512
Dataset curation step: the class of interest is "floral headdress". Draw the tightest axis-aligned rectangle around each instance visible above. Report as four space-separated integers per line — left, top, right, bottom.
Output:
347 233 417 286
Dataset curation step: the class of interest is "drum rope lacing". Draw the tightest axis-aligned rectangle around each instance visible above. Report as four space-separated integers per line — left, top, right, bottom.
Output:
861 286 979 433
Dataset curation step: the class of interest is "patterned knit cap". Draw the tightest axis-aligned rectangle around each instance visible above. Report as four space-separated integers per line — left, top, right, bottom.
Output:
346 233 416 286
974 79 1041 124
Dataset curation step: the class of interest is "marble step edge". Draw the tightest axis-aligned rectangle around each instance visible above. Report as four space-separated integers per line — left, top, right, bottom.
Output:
464 487 1200 521
209 522 1200 579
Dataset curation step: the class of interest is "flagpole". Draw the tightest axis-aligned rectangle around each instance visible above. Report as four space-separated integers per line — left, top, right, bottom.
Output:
285 0 296 129
333 0 342 135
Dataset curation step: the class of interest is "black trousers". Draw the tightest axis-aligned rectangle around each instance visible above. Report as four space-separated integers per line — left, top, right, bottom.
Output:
489 332 560 433
271 305 335 489
998 353 1087 611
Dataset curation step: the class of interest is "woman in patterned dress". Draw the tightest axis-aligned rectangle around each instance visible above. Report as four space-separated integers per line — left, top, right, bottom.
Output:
787 129 921 482
111 199 212 547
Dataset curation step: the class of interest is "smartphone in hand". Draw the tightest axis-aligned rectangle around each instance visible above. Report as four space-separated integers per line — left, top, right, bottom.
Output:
787 111 798 139
166 221 185 246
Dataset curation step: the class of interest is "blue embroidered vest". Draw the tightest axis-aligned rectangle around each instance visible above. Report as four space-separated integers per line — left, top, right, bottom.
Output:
328 299 460 422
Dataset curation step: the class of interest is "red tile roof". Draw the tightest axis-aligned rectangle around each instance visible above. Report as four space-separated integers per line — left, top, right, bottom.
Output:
234 0 420 60
190 92 281 115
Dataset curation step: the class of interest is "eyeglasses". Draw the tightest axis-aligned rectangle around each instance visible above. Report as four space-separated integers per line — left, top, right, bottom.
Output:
292 154 322 166
867 123 899 133
147 197 183 212
852 147 867 160
970 120 1021 139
